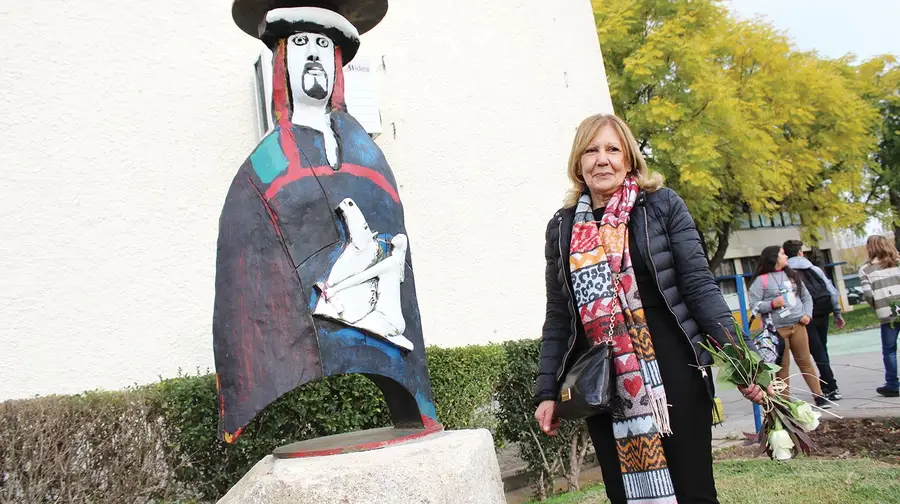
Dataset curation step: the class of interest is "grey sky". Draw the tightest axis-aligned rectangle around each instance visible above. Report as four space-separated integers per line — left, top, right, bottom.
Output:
727 0 900 61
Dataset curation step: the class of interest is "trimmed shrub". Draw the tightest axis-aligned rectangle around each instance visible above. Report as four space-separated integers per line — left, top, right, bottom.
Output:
0 388 179 503
496 339 591 500
426 344 507 430
157 372 391 499
1 343 511 502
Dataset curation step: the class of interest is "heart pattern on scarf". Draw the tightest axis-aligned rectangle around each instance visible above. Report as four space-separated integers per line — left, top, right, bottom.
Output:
624 376 644 398
616 353 639 372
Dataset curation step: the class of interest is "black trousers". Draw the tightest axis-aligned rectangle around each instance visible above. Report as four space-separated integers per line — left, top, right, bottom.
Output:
812 316 837 392
585 378 718 503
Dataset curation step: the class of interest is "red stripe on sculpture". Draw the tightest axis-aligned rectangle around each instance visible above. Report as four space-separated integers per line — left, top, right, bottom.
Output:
265 163 400 202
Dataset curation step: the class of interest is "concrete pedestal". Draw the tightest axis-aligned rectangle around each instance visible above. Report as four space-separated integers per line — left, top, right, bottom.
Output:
217 429 507 504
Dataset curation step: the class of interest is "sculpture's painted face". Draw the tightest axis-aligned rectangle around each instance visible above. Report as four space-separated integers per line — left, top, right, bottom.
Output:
287 32 336 104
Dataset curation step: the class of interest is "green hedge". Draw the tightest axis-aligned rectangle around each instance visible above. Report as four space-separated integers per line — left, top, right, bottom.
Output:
496 340 592 499
0 343 516 502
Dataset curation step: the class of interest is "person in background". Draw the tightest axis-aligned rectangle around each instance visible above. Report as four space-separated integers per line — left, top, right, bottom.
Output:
749 246 831 408
859 235 900 398
783 239 845 400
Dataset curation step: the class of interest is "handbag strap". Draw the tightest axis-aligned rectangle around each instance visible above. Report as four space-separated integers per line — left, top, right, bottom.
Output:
604 273 621 344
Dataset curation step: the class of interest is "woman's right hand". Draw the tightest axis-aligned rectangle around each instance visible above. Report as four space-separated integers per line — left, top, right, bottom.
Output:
534 400 560 437
771 296 785 309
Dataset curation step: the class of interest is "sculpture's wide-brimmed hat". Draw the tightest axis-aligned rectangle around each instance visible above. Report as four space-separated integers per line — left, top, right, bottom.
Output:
232 0 388 39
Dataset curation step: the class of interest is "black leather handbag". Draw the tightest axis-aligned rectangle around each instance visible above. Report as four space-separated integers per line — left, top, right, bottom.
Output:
555 273 620 421
554 340 616 421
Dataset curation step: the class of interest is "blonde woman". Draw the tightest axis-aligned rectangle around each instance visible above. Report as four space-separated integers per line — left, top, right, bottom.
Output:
859 235 900 397
533 114 767 504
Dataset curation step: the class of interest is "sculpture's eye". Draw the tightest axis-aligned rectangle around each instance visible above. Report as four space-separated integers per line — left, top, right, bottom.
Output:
316 37 330 48
292 35 309 46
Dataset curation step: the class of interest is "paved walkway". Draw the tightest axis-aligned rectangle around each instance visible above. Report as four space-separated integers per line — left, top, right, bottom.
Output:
713 327 900 447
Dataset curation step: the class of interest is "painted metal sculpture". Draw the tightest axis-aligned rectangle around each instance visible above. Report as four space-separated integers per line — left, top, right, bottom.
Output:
213 0 439 448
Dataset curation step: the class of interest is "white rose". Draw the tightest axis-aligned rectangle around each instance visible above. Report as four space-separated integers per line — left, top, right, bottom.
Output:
795 402 821 431
768 428 795 460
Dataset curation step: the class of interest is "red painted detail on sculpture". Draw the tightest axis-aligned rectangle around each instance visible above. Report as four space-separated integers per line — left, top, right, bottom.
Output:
258 185 284 240
276 423 445 459
237 250 253 397
265 163 400 203
421 415 440 429
331 46 346 112
223 426 243 444
216 373 225 421
272 39 290 124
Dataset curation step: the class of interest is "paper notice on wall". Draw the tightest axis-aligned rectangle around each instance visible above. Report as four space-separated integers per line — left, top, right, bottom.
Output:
254 48 382 138
344 57 383 136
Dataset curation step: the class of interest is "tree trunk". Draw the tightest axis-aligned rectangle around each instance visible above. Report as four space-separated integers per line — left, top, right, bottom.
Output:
565 431 581 492
537 471 547 501
564 426 590 492
707 220 733 273
890 189 900 251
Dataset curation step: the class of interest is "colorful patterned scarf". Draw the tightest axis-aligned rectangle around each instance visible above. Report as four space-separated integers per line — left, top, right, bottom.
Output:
570 177 675 503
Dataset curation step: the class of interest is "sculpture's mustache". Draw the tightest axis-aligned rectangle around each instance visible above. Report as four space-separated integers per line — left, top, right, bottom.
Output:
303 61 326 75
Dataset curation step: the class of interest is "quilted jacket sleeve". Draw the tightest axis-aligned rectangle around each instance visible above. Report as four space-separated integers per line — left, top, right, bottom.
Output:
663 189 750 348
534 214 572 405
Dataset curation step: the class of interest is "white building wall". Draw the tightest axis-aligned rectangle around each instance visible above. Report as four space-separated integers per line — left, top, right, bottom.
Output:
0 0 612 399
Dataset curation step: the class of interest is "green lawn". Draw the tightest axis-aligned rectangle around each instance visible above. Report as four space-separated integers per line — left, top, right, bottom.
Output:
529 458 900 504
834 306 879 334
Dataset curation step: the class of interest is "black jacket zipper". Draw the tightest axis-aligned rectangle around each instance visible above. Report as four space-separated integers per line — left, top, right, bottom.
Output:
641 205 708 379
556 215 578 382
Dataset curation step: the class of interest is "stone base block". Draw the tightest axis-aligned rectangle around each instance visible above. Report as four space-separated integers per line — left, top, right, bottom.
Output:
217 429 507 504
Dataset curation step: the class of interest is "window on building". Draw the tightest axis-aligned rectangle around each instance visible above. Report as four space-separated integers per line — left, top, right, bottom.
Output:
807 248 836 283
735 211 802 230
713 260 737 295
741 257 759 278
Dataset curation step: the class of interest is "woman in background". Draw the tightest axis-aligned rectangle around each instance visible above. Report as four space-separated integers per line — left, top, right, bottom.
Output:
859 235 900 397
749 246 830 408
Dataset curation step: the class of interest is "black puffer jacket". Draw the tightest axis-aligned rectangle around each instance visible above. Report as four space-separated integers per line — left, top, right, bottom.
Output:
535 187 744 404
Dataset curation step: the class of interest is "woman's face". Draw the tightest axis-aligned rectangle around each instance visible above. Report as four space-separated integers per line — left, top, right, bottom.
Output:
776 248 788 269
580 125 629 201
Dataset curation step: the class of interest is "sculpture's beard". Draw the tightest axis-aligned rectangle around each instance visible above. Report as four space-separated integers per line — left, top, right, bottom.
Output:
301 62 330 100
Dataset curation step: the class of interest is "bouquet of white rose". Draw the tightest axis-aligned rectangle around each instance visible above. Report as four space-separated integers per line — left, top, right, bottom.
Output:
701 321 826 460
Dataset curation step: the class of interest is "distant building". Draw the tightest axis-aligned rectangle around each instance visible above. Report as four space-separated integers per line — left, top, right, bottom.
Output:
712 210 851 319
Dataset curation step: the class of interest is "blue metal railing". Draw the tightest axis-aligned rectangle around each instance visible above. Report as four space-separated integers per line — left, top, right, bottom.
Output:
713 274 763 432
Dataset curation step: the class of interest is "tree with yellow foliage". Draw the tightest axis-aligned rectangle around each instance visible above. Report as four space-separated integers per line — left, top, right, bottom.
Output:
592 0 881 270
851 56 900 249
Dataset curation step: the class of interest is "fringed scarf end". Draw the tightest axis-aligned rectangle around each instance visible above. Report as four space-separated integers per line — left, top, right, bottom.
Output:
651 396 673 436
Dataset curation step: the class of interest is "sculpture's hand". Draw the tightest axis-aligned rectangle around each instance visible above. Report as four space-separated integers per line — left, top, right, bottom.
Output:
315 282 329 299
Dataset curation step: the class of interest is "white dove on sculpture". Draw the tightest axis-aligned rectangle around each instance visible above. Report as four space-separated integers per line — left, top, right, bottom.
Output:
314 198 414 351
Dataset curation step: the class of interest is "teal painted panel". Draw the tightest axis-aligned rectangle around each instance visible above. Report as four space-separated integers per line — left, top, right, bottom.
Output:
250 133 289 184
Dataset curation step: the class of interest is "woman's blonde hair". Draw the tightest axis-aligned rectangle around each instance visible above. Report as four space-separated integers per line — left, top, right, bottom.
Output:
563 114 663 207
866 235 900 268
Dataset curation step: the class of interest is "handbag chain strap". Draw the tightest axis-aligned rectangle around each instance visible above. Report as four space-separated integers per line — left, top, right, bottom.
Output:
604 272 621 345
